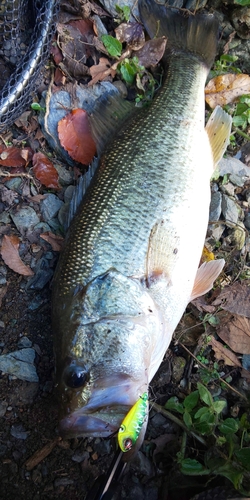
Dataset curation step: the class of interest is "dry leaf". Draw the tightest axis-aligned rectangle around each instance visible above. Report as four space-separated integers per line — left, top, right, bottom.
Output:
40 232 64 252
135 37 167 68
213 282 250 318
217 311 250 355
33 152 61 190
115 22 145 50
1 235 34 276
58 109 96 165
88 57 116 86
0 145 32 167
208 336 241 367
205 73 250 109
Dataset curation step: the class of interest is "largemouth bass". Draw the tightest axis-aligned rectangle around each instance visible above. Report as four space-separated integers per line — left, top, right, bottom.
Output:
52 0 231 442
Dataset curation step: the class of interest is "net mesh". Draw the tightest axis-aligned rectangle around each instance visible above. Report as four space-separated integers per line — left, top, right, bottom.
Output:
0 0 59 132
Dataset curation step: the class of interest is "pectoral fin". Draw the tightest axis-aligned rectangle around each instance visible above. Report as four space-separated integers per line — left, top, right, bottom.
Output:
146 221 179 285
206 106 232 166
190 259 225 301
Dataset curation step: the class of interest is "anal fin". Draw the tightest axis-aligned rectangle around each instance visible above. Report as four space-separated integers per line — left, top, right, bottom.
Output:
190 259 225 301
206 106 232 166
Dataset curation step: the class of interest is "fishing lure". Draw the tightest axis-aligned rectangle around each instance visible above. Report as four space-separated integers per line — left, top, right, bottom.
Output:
118 392 149 452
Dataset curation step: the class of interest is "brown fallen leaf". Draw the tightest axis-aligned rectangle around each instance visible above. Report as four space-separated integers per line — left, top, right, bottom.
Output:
33 152 61 190
217 311 250 355
25 437 61 471
40 232 64 252
88 57 116 86
0 145 32 167
212 282 250 318
208 336 241 367
1 235 34 276
58 109 96 165
115 22 145 50
205 73 250 109
135 37 167 68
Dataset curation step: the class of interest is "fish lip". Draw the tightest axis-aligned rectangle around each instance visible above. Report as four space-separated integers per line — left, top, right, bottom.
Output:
59 411 119 438
59 379 148 438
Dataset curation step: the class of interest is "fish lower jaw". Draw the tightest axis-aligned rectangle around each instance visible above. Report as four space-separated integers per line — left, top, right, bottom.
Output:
59 405 131 439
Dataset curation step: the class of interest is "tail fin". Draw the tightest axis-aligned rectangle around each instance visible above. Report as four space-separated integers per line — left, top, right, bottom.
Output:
139 0 218 70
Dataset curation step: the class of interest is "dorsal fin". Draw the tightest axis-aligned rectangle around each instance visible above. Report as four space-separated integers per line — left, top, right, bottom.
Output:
89 92 136 155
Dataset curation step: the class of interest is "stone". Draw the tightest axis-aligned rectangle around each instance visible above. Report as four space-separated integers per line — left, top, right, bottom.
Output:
209 191 222 222
40 194 64 222
10 206 40 232
0 348 39 382
221 194 240 225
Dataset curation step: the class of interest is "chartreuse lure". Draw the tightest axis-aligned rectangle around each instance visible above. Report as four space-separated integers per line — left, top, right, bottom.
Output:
118 392 149 452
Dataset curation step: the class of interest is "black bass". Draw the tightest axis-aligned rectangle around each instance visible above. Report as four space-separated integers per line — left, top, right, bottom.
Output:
52 0 231 442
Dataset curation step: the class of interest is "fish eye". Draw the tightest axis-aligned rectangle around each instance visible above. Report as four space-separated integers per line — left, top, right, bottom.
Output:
63 365 89 389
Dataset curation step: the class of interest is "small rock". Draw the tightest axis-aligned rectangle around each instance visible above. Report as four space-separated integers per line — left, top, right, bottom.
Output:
72 450 89 463
0 211 11 224
27 257 53 290
54 164 74 186
208 223 225 242
58 203 70 229
40 194 64 221
64 185 75 204
18 337 32 348
10 206 40 232
5 178 22 191
209 191 222 222
229 173 246 187
10 424 29 440
0 265 7 285
245 214 250 230
220 182 235 196
0 401 8 417
54 477 74 487
0 348 39 382
172 356 186 382
218 157 250 181
131 451 154 477
221 194 240 224
233 221 246 250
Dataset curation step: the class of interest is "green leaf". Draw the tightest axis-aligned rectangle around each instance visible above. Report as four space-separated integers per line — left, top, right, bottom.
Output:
213 400 227 414
115 5 130 22
233 114 248 128
118 59 138 85
234 0 250 5
101 35 122 58
215 463 243 490
218 418 239 435
220 54 239 63
194 407 210 420
165 397 184 414
197 383 213 407
183 391 199 412
180 458 210 475
183 410 193 429
194 421 212 434
234 448 250 471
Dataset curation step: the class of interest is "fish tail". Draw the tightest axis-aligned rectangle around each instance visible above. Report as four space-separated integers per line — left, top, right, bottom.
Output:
139 0 218 70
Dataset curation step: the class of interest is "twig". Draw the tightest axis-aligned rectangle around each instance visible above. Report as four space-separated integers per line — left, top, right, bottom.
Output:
178 342 248 402
151 402 207 447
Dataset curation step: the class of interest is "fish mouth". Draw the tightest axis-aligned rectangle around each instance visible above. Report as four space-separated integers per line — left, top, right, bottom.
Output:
59 378 148 439
59 405 130 438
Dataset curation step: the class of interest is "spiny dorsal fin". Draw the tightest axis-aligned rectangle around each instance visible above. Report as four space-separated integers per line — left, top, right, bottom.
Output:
89 92 136 155
190 259 225 301
206 106 232 166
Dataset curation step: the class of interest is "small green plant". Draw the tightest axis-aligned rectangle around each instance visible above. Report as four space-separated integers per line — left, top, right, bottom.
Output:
101 34 122 58
210 54 241 78
163 383 250 494
115 5 130 23
232 95 250 130
31 102 45 113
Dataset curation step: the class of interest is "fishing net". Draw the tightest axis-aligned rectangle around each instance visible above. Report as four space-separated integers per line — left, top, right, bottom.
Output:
0 0 59 132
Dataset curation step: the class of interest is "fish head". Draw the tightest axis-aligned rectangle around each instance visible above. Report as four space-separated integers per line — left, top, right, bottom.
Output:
54 269 164 439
